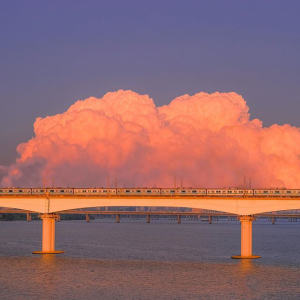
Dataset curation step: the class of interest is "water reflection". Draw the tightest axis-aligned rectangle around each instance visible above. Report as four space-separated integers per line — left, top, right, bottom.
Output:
40 254 56 265
239 259 255 273
0 219 299 300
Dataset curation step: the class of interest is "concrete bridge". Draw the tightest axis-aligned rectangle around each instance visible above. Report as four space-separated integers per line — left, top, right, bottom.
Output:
1 195 300 259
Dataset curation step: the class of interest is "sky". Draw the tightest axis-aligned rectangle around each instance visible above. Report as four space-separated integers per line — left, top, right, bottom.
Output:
0 0 300 166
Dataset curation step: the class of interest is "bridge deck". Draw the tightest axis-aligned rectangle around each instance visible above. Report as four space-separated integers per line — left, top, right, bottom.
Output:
1 195 300 214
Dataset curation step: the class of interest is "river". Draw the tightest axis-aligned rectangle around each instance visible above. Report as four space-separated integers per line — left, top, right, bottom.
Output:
0 218 299 299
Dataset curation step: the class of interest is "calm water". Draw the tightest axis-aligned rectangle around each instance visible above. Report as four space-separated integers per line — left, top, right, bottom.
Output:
0 218 299 300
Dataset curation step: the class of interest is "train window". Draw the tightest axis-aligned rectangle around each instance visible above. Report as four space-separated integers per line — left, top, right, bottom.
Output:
181 190 186 193
126 190 130 193
275 191 280 194
192 190 197 193
147 190 151 193
263 191 268 194
170 190 174 193
0 190 2 192
18 190 22 192
136 190 141 193
103 190 107 192
50 190 54 192
287 191 291 193
60 190 64 193
9 190 13 192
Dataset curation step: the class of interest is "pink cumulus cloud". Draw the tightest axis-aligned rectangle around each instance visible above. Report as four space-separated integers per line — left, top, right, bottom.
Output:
1 90 300 188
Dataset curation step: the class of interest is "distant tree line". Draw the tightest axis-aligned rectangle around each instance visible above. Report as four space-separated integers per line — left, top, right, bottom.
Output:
0 213 95 221
60 214 95 220
0 213 37 221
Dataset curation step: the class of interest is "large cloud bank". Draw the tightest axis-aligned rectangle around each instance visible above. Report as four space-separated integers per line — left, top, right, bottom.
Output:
1 90 300 188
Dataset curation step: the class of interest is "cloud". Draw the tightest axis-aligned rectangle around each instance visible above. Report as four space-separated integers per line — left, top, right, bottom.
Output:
1 90 300 188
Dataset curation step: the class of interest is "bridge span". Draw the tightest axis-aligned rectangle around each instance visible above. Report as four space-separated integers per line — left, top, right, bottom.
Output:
0 195 300 259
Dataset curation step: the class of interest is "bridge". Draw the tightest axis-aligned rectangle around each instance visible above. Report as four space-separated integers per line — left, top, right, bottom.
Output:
1 195 300 259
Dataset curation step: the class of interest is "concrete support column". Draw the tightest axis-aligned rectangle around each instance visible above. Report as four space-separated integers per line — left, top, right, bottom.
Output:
209 215 212 224
177 215 181 224
33 214 64 254
146 214 150 223
86 214 90 222
232 216 260 259
26 213 31 222
116 214 120 223
272 217 276 225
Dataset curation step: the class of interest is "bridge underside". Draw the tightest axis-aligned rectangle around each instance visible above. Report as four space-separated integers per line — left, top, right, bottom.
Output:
0 196 300 215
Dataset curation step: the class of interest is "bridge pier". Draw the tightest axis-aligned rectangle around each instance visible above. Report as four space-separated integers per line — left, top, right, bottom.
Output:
116 214 120 223
232 216 260 259
86 214 90 222
177 215 181 224
272 217 276 225
33 213 64 254
209 215 212 224
26 213 31 222
146 214 150 223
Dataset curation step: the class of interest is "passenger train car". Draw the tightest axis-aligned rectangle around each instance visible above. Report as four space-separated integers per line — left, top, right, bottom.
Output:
0 188 31 195
1 187 300 197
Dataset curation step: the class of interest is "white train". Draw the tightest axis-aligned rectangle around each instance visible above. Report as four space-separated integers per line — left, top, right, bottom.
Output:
0 187 300 197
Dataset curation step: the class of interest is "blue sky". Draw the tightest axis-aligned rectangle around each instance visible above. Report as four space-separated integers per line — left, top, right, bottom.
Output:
1 0 299 165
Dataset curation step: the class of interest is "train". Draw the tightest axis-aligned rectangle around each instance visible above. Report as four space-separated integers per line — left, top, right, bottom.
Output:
0 187 300 197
